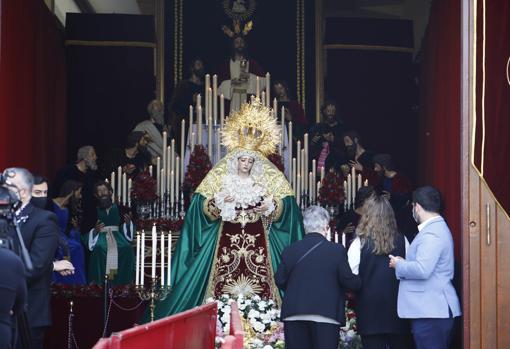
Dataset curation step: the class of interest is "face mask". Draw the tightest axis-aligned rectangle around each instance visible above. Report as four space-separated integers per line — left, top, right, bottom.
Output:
98 196 113 209
31 196 47 209
152 110 165 125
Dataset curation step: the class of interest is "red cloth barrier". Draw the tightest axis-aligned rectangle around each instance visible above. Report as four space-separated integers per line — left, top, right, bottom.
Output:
93 303 217 349
228 303 244 349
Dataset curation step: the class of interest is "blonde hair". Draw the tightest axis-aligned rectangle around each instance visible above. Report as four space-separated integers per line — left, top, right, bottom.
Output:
356 194 397 255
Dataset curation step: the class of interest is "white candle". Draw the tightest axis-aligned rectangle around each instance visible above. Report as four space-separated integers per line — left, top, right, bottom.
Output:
166 146 171 193
342 233 346 248
296 140 301 186
364 179 369 187
171 139 176 174
220 94 225 129
189 105 193 141
301 149 306 195
156 157 161 196
344 180 348 209
162 131 168 185
149 165 153 177
167 232 172 286
197 105 202 145
261 91 266 107
213 74 218 125
357 173 362 190
256 76 260 98
110 172 116 199
181 120 185 173
151 224 157 278
312 159 317 201
292 158 297 192
135 233 140 285
160 232 164 286
320 166 325 182
127 178 132 207
122 172 127 206
205 75 210 124
304 133 309 195
175 157 180 203
265 73 271 107
347 174 351 209
140 231 145 286
309 172 313 204
196 93 201 109
288 121 293 179
206 87 212 126
170 170 175 205
334 231 339 244
216 129 221 164
317 181 321 203
160 169 164 199
191 132 196 150
117 166 122 203
208 117 212 158
351 166 356 206
296 173 301 204
279 105 284 155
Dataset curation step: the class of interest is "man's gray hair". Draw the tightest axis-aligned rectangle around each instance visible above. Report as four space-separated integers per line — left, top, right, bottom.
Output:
303 205 330 234
77 146 94 162
4 167 34 191
147 99 162 115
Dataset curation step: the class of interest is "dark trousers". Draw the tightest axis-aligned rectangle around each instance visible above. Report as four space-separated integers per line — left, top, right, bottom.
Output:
411 318 454 349
361 334 412 349
16 326 46 349
284 321 339 349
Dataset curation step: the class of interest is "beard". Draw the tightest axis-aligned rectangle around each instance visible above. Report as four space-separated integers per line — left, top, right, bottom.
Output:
346 145 357 159
97 196 113 209
192 68 205 79
85 158 98 171
151 110 165 125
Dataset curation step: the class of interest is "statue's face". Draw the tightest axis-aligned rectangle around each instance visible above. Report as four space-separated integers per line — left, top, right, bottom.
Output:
237 156 255 175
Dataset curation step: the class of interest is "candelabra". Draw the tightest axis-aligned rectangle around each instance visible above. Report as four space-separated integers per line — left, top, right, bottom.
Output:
136 277 171 322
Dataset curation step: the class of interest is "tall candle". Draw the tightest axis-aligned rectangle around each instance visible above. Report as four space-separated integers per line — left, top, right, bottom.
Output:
256 76 260 98
213 74 218 125
151 224 157 278
364 179 368 186
296 140 301 186
296 173 301 204
317 181 321 203
216 129 221 164
197 105 202 145
220 94 225 129
156 157 161 196
208 117 213 158
140 231 145 286
320 166 325 182
127 178 132 207
170 170 175 205
205 75 210 122
351 166 356 206
261 91 266 107
342 233 346 247
166 146 171 193
206 87 212 126
334 231 339 244
301 149 306 195
122 172 127 206
189 105 193 141
135 233 140 285
170 139 176 173
196 93 201 109
191 132 196 150
110 172 116 201
347 174 352 209
181 120 185 172
162 131 168 185
312 159 317 195
309 172 314 204
167 232 172 286
279 105 284 155
304 133 309 196
117 166 122 203
160 169 164 199
357 173 362 190
149 165 153 177
292 158 297 191
265 73 271 107
175 157 180 203
288 121 293 179
160 231 164 286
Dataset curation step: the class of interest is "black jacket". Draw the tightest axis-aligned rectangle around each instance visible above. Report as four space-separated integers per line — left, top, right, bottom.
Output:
275 233 361 325
0 248 27 348
356 234 409 334
8 203 59 328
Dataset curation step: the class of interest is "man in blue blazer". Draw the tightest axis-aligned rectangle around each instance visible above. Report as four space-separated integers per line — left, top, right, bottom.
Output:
275 205 361 349
389 186 461 349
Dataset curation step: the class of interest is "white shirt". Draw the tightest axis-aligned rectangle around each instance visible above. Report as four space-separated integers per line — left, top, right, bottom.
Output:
348 236 410 275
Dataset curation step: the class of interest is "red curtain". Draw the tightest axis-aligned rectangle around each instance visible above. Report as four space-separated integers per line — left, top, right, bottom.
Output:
0 0 67 177
417 0 461 252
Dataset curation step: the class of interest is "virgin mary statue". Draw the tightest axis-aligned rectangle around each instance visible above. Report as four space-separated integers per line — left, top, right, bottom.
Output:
152 100 304 319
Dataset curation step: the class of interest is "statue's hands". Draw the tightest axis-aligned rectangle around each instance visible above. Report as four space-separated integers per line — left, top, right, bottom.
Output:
253 202 268 213
224 196 235 203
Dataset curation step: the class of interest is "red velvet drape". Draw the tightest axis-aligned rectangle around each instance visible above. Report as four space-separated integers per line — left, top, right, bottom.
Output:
417 0 461 253
0 0 67 177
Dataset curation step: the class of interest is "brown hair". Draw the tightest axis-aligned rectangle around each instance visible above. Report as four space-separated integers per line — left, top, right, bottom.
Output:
356 194 397 255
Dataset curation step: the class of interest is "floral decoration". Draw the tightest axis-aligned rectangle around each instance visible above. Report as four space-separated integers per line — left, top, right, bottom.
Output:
318 170 345 207
131 171 158 203
267 153 285 173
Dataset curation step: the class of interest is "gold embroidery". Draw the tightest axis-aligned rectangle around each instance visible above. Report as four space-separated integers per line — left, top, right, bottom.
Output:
203 198 221 221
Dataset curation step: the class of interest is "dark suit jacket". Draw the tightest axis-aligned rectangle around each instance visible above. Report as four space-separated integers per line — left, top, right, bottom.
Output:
8 203 59 328
275 233 361 325
0 248 27 349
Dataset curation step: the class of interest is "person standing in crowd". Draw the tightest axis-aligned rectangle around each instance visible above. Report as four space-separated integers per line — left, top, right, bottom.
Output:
31 175 50 210
310 101 346 172
0 246 27 349
87 181 135 285
389 186 461 349
273 80 308 140
348 194 411 348
3 168 62 349
275 206 360 349
343 130 375 172
134 99 168 158
51 180 86 285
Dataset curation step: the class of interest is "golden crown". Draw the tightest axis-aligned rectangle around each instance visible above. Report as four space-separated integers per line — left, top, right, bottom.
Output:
222 99 280 157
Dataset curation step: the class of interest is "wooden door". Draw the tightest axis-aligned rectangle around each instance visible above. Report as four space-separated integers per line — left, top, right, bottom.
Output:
461 0 510 348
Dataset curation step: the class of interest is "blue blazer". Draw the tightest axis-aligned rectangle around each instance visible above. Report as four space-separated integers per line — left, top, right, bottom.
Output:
395 216 461 319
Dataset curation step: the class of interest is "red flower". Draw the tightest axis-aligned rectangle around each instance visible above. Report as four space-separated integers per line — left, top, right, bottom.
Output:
131 171 158 203
137 218 184 232
183 145 212 193
267 153 285 172
318 171 345 207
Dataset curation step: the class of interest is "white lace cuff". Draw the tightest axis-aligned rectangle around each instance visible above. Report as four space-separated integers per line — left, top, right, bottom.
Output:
214 191 237 221
123 222 135 241
262 197 276 216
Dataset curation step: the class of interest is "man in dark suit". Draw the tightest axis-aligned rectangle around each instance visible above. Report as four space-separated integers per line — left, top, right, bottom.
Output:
275 205 361 349
4 168 61 349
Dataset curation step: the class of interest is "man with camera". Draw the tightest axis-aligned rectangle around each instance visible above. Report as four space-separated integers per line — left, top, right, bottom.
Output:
2 168 71 349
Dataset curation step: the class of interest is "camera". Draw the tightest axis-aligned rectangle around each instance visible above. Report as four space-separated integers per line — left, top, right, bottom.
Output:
0 171 22 250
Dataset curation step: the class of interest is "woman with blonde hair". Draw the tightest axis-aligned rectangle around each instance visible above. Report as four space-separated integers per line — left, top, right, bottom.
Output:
348 194 411 348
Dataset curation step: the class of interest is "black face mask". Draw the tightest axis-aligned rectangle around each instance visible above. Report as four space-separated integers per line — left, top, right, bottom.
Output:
97 196 113 209
31 196 48 209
